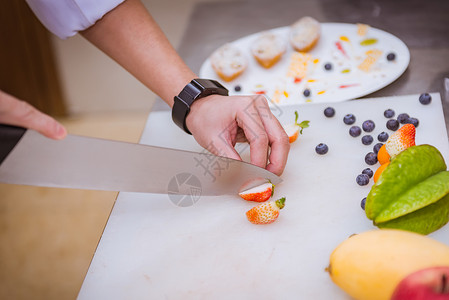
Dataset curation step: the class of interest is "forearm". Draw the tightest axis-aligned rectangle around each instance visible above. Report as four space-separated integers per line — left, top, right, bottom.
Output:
80 0 196 107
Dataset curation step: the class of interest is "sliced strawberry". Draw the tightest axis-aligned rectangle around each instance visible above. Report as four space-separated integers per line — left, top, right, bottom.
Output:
239 182 274 202
246 197 286 224
284 111 310 143
385 124 416 158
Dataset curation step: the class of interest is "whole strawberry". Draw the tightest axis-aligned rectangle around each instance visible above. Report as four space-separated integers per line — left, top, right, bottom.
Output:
246 197 286 224
284 111 310 143
385 124 416 158
239 182 274 202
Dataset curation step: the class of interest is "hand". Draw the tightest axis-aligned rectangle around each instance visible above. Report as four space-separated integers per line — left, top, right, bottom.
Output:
0 90 67 139
186 94 290 176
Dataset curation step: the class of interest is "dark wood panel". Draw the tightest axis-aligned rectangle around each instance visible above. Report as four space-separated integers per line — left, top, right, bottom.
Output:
0 1 67 116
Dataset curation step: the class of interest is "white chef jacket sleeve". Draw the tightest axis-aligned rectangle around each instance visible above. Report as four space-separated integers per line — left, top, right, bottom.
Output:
25 0 125 39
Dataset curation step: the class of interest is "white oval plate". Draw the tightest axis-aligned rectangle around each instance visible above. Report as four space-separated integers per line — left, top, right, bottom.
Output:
199 23 410 105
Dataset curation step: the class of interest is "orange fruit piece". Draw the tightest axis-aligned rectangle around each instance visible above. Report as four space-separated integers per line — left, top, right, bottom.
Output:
377 144 390 165
374 161 390 183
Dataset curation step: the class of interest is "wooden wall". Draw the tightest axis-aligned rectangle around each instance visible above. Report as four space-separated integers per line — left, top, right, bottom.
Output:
0 1 67 116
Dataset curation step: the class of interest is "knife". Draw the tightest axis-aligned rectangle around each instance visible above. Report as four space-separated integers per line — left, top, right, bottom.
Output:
0 124 281 196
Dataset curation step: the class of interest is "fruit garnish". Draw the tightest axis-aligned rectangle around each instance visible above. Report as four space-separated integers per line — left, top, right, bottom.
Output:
384 109 395 118
343 114 356 125
239 182 274 202
419 93 432 105
284 111 310 143
360 197 366 210
386 119 400 131
356 174 370 186
362 135 374 145
377 144 391 165
406 117 420 128
303 89 311 97
397 113 410 124
349 126 361 137
246 197 286 224
385 124 416 158
373 143 383 154
324 107 335 118
362 120 375 132
391 266 449 300
365 152 378 165
386 52 396 61
378 131 389 142
366 145 449 234
374 161 389 183
327 229 449 300
360 38 378 46
315 143 328 155
362 168 373 178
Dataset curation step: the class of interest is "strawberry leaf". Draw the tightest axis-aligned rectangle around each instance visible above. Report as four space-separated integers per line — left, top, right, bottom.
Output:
298 120 310 134
276 197 286 209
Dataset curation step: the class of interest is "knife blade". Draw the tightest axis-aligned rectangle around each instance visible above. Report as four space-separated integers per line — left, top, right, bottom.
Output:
0 124 281 196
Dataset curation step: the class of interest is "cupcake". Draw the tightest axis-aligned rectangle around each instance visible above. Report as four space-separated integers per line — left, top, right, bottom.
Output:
290 16 321 52
250 32 287 68
210 44 248 81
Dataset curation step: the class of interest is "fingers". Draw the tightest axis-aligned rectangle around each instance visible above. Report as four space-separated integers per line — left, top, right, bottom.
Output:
186 94 290 175
208 134 243 162
252 97 290 175
235 100 270 170
0 91 67 140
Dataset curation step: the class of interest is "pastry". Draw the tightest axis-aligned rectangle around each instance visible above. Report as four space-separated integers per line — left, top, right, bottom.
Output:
210 44 247 81
250 32 286 68
290 16 321 52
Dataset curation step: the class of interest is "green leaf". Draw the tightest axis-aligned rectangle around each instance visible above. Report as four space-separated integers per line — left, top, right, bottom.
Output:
365 145 447 220
298 120 310 134
376 192 449 235
375 171 449 223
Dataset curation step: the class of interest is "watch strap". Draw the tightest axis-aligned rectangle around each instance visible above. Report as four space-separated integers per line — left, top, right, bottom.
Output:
172 79 228 134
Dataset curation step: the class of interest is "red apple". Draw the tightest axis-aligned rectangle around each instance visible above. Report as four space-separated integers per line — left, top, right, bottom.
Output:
391 266 449 300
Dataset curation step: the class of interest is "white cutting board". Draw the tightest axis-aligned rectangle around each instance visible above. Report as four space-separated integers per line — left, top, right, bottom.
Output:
78 93 449 300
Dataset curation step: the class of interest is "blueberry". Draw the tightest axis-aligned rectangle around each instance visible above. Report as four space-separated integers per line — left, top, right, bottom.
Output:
315 143 328 155
419 93 432 105
303 89 311 97
384 109 395 118
234 85 242 92
343 114 356 125
397 113 410 124
378 132 389 142
324 107 335 118
362 135 374 145
365 152 378 165
362 168 373 178
406 117 419 128
361 197 366 210
324 63 333 71
373 143 383 154
362 120 375 132
356 174 370 186
386 119 400 131
386 52 396 61
349 126 362 137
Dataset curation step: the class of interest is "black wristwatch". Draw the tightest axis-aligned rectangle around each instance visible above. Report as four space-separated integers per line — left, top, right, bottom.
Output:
172 78 228 134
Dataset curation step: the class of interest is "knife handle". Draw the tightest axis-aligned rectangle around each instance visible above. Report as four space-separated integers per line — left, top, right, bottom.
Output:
0 124 27 165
